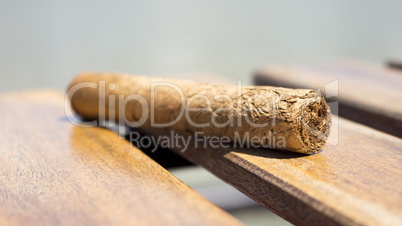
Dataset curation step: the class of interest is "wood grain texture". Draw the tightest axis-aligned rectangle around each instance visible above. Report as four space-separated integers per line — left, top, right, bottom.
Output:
254 60 402 138
140 116 402 225
0 90 242 226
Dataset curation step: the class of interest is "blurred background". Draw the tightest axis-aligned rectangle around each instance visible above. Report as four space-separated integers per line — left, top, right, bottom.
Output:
1 0 401 225
1 0 402 91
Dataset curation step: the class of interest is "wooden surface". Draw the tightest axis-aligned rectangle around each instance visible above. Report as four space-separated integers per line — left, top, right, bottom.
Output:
141 116 402 225
0 90 242 226
254 60 402 138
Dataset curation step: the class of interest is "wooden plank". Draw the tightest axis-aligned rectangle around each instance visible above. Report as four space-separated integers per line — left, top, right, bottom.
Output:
139 116 402 225
254 60 402 138
0 90 242 226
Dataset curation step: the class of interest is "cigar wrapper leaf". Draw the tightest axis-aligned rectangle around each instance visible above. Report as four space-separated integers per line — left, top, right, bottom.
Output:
67 72 332 154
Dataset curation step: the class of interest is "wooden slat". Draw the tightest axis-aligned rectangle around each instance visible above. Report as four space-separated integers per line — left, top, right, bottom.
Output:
140 116 402 225
0 90 242 226
254 60 402 138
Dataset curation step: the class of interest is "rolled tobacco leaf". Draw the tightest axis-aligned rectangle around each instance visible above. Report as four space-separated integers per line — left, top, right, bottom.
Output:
67 72 331 154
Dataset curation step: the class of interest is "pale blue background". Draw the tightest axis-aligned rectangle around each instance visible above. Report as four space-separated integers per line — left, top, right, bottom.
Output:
1 0 402 91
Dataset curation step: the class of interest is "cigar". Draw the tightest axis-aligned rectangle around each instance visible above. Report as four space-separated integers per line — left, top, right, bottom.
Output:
67 72 331 154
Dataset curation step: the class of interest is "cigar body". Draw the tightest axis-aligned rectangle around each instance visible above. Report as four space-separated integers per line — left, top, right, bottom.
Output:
68 72 331 154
